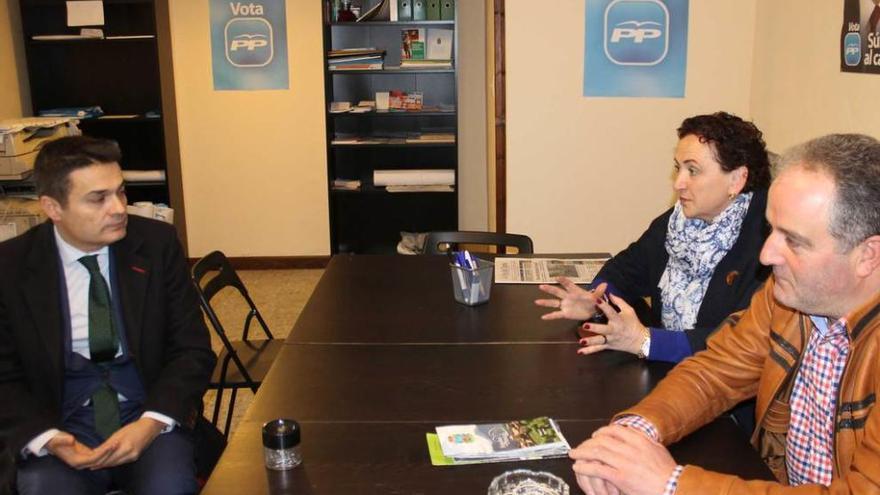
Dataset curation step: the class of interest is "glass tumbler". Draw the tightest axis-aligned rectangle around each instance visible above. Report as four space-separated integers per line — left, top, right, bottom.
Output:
262 419 302 470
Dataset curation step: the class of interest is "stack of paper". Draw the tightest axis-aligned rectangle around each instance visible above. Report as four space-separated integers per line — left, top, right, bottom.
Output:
373 169 454 186
405 132 455 143
429 417 570 465
328 48 385 70
332 179 361 190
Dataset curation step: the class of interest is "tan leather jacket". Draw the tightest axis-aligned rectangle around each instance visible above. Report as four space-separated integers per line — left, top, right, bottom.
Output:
615 277 880 494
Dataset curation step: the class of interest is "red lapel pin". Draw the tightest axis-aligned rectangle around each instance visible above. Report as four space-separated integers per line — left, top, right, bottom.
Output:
725 271 739 286
131 265 147 274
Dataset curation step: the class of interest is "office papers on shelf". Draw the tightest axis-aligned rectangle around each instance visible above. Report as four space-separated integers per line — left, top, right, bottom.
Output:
329 101 352 113
405 132 455 143
494 258 610 284
373 169 454 186
329 59 384 70
332 179 361 190
105 35 155 40
66 0 104 27
126 201 173 224
386 185 453 193
328 48 385 58
32 29 103 40
428 417 570 466
398 58 452 69
331 136 387 145
38 106 104 119
121 170 165 183
328 48 385 70
349 101 376 113
426 28 453 60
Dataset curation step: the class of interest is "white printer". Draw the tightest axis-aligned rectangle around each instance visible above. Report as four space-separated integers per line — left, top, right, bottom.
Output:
0 117 81 178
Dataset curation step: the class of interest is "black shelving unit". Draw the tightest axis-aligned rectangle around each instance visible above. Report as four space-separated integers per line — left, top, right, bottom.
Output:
323 1 458 254
18 0 172 207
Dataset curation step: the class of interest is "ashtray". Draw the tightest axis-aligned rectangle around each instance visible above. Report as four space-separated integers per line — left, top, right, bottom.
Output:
487 469 570 495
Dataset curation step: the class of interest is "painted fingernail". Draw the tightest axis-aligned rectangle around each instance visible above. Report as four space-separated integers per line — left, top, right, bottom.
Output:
579 338 588 345
582 323 590 329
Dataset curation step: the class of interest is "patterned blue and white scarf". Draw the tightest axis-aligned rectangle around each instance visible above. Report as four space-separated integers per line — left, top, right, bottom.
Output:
658 192 752 330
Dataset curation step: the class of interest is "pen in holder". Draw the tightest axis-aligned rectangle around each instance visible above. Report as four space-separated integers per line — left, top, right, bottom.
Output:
449 257 494 306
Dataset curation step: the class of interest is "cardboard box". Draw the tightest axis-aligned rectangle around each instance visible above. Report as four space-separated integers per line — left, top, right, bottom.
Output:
0 150 37 179
0 117 80 156
0 197 46 242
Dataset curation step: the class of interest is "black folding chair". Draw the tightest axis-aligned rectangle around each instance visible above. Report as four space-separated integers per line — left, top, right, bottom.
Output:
191 251 284 437
422 230 534 255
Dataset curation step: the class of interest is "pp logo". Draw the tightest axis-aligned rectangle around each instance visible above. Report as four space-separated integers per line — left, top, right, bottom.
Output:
604 0 669 66
844 32 861 67
225 17 274 67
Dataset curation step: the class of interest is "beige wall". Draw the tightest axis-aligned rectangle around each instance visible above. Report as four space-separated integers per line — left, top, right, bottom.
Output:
457 0 489 230
169 1 487 256
750 0 880 152
504 1 758 254
168 1 330 257
0 0 30 117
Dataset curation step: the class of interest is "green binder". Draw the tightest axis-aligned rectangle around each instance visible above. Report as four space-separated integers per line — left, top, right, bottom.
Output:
426 0 441 20
440 0 454 20
398 0 412 21
412 0 426 20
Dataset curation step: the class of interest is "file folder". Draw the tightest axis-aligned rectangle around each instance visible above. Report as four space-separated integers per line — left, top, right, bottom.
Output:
440 0 454 20
427 0 441 20
397 0 412 20
412 0 426 20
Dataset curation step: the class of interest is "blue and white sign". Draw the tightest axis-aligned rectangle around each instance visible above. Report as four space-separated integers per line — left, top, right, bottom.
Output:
844 32 862 67
211 1 289 90
584 0 688 97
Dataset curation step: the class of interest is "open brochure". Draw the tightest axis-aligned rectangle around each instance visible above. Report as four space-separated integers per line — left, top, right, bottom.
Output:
494 258 610 284
428 417 570 465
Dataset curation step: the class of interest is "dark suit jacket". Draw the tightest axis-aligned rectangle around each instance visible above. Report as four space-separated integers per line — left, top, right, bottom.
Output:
596 188 771 354
0 216 216 454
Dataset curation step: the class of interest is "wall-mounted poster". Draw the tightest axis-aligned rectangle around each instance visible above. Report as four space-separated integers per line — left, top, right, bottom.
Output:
583 0 688 97
841 0 880 74
210 0 289 90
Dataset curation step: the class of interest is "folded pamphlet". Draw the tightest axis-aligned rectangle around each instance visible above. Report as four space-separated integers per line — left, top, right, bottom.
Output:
429 417 570 466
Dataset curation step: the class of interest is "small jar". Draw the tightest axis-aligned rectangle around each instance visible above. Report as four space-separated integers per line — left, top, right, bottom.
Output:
262 419 302 470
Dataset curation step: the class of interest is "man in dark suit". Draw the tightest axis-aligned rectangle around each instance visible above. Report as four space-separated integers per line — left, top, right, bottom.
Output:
0 136 216 494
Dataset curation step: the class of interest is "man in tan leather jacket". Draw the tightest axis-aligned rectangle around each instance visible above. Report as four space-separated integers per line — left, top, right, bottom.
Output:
570 134 880 495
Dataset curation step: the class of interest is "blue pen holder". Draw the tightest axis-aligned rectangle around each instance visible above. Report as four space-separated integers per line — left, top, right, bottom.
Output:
449 258 494 306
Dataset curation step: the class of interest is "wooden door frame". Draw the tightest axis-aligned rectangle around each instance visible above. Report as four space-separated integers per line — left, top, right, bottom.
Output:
493 0 507 232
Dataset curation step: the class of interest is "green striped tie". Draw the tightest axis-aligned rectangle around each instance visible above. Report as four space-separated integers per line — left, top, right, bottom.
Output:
78 255 121 439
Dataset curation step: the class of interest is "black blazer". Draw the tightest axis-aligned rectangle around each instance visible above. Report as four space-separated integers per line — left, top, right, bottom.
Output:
596 188 771 354
0 216 216 453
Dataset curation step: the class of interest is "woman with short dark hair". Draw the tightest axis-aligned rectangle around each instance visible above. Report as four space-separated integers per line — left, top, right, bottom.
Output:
536 111 772 364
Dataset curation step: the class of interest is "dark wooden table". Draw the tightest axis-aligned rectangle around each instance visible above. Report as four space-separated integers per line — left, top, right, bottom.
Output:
202 254 773 494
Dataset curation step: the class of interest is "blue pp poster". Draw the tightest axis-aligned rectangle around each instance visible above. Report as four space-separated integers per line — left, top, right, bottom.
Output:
210 0 289 90
583 0 688 97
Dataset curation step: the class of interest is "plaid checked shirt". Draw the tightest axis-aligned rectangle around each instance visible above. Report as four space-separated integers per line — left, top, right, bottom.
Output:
617 315 850 493
786 316 850 486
